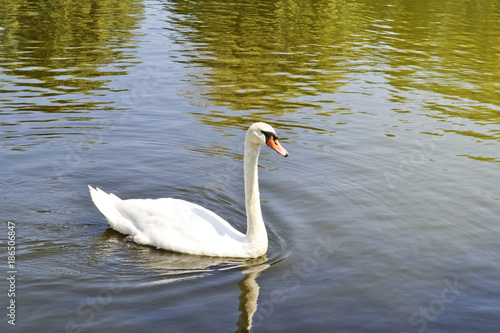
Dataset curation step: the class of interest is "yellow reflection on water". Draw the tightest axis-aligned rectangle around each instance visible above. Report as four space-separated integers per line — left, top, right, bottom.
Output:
167 0 363 114
167 0 500 142
0 0 144 113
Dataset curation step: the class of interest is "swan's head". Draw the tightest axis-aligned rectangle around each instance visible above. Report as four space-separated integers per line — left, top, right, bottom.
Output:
247 122 289 157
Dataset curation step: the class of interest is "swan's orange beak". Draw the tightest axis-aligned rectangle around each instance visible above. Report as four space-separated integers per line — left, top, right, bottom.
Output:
267 136 289 157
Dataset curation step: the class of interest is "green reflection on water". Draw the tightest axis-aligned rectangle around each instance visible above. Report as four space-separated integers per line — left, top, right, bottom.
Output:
2 0 500 149
0 0 144 113
167 0 360 113
167 0 500 140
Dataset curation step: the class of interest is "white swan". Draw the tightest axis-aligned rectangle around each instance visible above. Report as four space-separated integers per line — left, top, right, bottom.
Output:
89 122 288 258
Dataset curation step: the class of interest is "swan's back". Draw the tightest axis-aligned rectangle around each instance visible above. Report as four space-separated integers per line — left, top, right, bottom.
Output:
89 186 247 257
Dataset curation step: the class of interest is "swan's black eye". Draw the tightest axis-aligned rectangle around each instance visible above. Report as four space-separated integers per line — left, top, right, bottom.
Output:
261 130 277 141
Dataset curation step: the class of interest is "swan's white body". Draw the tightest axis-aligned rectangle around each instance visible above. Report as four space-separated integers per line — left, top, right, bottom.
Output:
89 122 288 258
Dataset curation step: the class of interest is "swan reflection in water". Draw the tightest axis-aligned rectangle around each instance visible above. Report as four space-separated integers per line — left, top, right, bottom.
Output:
97 229 271 332
235 264 269 332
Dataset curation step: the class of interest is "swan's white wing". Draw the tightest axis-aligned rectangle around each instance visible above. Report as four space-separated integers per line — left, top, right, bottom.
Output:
89 186 248 256
114 198 246 255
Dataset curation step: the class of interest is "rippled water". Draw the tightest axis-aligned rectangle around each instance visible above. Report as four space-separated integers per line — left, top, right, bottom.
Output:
1 0 500 332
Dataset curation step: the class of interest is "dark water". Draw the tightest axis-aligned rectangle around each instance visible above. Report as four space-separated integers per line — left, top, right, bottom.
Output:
1 0 500 332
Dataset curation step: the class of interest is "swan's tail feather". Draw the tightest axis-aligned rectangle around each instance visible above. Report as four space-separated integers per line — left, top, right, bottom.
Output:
88 185 122 225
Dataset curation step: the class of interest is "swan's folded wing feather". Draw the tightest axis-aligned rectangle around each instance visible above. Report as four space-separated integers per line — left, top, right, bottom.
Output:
114 198 245 253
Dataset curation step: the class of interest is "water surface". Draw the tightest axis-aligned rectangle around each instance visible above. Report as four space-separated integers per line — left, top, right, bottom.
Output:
1 0 500 332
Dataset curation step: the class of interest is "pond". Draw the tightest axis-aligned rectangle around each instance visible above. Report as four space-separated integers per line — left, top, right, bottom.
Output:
1 0 499 332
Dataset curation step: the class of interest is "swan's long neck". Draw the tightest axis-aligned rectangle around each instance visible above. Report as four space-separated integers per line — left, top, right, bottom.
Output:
243 137 268 253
